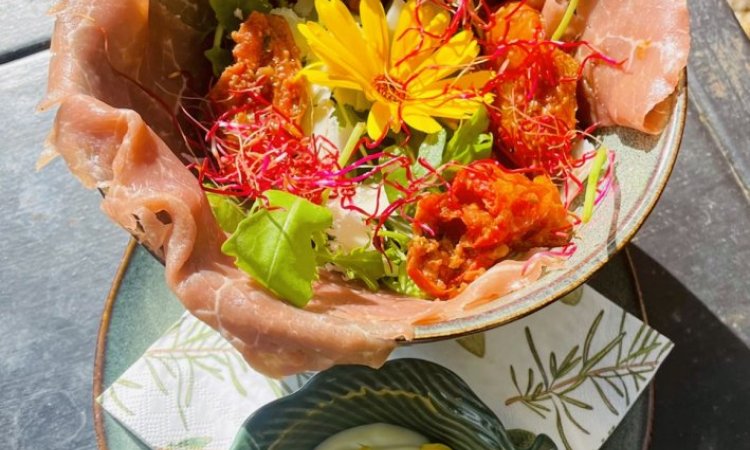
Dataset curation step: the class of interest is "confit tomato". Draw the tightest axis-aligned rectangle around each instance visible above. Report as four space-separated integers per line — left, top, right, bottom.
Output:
486 2 580 176
407 160 571 299
209 12 308 125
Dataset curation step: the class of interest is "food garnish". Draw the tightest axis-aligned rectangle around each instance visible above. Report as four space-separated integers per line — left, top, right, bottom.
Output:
190 0 621 305
407 159 571 299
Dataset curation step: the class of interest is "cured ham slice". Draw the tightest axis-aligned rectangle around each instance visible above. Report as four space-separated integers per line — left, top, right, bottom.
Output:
579 0 689 133
541 0 689 134
49 93 405 376
40 0 214 155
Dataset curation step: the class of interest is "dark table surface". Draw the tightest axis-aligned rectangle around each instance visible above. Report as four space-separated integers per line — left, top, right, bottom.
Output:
1 0 748 449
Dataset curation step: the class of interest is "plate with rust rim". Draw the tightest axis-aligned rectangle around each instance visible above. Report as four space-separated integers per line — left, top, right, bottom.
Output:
92 241 655 450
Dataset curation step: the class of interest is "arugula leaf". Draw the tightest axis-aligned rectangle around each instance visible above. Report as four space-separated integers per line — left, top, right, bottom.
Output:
383 166 408 203
209 0 272 31
206 192 246 233
383 263 428 298
443 106 493 165
222 190 332 307
381 233 429 299
205 44 233 78
412 129 446 178
382 250 428 298
317 247 387 290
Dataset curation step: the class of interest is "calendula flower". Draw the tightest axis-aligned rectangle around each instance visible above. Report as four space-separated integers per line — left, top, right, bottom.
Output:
298 0 492 139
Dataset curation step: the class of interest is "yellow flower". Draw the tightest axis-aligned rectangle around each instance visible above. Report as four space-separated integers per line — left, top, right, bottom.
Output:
298 0 493 139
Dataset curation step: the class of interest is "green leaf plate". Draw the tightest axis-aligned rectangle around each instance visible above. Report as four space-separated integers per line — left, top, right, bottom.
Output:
229 358 557 450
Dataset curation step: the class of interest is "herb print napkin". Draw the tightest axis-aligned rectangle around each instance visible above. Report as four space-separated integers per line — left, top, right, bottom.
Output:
98 286 672 450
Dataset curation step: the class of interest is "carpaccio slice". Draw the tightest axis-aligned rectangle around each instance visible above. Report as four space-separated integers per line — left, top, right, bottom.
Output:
541 0 690 134
40 0 686 376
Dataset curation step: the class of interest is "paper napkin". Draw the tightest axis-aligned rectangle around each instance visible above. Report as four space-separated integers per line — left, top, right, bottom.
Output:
98 285 672 450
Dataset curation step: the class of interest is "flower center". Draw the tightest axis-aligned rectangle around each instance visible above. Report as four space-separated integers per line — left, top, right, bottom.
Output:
372 74 407 102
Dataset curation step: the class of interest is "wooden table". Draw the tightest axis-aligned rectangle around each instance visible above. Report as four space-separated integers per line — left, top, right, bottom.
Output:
0 0 748 448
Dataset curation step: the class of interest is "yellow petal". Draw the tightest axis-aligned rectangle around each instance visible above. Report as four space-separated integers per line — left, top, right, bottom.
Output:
409 31 481 89
414 70 494 100
299 66 362 90
315 0 378 75
367 101 392 139
391 0 449 79
406 97 481 120
360 0 389 64
402 108 443 134
298 22 374 86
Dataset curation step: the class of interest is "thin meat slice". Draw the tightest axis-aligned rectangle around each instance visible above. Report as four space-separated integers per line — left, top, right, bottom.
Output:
51 94 403 376
573 0 690 134
209 12 308 123
40 0 213 156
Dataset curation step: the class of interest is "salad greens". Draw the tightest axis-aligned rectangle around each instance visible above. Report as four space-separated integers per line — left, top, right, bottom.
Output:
444 106 493 166
315 242 388 291
412 129 447 178
214 187 423 304
384 163 409 204
206 192 246 233
222 190 332 307
581 145 608 223
381 231 428 298
384 128 447 203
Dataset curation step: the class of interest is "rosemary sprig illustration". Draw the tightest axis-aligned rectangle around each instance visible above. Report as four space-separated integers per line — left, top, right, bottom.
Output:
505 309 672 449
139 317 251 430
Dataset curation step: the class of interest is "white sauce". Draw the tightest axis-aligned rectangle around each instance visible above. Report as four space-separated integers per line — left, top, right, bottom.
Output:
327 185 389 252
314 423 429 450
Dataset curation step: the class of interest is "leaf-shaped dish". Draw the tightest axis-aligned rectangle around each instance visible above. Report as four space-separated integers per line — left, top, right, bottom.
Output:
229 358 556 450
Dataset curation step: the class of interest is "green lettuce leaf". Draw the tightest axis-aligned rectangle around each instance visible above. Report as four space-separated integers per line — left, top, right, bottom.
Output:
206 192 246 233
317 246 387 291
384 165 409 203
381 232 429 299
205 41 233 78
383 262 427 298
444 106 493 165
209 0 272 31
412 128 446 178
383 130 446 203
222 190 332 307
